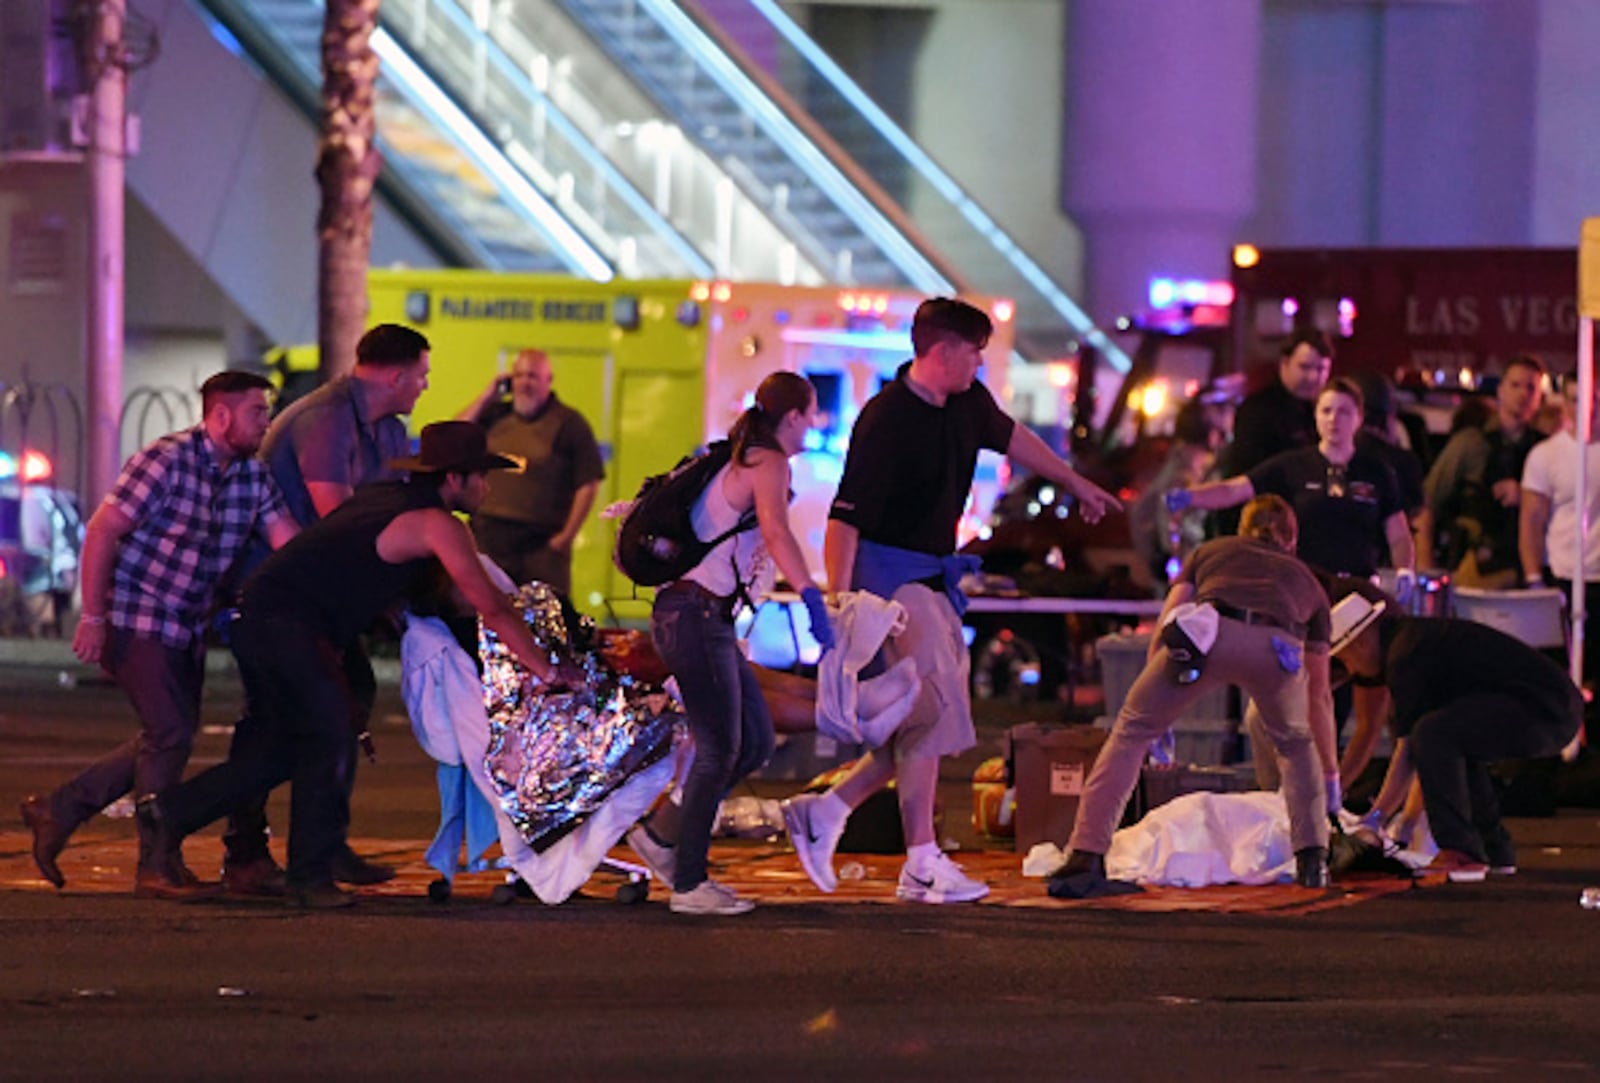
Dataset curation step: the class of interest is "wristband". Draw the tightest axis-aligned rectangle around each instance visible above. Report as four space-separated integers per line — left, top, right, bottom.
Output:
80 614 106 626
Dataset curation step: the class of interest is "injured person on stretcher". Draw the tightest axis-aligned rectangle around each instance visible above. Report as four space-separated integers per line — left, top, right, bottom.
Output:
400 568 919 904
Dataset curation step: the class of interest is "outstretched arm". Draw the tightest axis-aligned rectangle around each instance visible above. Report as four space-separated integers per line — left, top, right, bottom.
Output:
1006 423 1123 524
382 509 559 683
1181 475 1256 512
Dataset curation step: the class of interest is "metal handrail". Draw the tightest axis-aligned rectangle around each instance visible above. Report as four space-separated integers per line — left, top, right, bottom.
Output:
692 0 1131 370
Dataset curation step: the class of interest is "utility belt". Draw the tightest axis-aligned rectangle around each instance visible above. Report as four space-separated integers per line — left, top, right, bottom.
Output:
1202 600 1307 640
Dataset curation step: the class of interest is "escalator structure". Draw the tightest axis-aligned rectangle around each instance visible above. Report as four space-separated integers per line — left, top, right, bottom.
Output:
195 0 1126 367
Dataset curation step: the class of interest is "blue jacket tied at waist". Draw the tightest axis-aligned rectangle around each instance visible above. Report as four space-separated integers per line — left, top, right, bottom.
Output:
854 540 981 616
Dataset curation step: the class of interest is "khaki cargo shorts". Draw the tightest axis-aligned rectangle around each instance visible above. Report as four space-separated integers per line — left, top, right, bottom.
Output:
882 582 976 762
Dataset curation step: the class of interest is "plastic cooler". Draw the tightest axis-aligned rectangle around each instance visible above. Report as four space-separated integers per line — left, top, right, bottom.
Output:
1451 587 1567 649
1094 632 1236 765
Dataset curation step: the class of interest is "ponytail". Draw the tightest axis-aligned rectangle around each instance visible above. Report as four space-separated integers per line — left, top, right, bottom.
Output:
730 371 814 465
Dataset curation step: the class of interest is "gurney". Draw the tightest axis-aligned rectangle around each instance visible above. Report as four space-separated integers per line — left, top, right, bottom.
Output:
401 581 682 904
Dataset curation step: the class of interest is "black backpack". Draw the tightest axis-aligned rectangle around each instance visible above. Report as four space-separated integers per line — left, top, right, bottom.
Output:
613 440 757 587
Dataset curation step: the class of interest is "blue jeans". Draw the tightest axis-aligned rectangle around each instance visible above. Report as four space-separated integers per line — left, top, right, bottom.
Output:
652 584 775 892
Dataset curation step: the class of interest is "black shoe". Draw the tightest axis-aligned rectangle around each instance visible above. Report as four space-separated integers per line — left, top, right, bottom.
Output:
1294 846 1330 889
288 880 356 910
331 848 396 886
1048 851 1106 881
1046 851 1143 900
20 794 68 889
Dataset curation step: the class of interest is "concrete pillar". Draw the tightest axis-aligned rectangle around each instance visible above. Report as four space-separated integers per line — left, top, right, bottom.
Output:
1061 0 1261 328
86 0 127 506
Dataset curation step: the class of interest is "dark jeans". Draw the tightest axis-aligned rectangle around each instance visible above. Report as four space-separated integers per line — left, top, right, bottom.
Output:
49 627 204 869
162 614 361 886
221 640 374 866
1408 687 1581 863
651 584 774 893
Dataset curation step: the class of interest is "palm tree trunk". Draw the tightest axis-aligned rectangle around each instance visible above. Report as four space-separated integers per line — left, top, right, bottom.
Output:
315 0 381 382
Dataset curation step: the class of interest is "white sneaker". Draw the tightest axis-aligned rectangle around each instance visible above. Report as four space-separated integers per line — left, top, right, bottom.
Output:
669 879 755 916
624 824 676 886
783 793 844 893
896 852 989 904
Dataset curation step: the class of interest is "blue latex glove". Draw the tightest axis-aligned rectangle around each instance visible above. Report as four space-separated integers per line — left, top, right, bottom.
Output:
1164 488 1194 513
1392 567 1416 608
801 587 835 653
1325 773 1343 817
1147 730 1176 767
1359 805 1388 833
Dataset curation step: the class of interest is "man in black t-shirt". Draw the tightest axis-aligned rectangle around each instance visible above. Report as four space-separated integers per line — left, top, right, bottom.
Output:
1212 329 1332 535
1332 579 1581 882
782 298 1122 905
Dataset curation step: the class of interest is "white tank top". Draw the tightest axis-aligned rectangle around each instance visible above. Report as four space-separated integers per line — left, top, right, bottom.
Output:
682 463 772 599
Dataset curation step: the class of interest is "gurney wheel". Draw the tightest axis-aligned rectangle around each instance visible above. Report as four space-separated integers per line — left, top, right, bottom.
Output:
616 879 648 905
427 877 452 904
490 882 519 906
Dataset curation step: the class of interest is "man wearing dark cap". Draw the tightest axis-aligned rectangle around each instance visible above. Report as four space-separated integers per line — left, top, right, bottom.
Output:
785 297 1123 905
141 422 574 907
1331 578 1582 882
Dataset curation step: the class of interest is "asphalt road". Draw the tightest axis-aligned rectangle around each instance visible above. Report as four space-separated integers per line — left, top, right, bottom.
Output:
4 661 1600 1080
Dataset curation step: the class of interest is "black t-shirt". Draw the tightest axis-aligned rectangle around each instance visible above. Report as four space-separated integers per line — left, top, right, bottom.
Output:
1356 430 1424 517
1220 381 1316 478
829 363 1015 555
1249 446 1403 577
1384 617 1582 739
244 480 444 648
1213 381 1316 536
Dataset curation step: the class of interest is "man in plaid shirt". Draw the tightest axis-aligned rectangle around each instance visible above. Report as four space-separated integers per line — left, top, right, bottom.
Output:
20 371 297 899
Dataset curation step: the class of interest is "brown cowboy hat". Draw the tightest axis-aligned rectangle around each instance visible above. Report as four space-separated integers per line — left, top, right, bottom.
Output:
389 421 517 474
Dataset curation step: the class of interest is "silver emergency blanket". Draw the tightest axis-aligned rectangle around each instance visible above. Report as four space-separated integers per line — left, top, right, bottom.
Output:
481 583 682 851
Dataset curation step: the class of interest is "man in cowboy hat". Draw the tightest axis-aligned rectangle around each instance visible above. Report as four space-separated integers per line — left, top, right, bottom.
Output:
140 422 578 908
1330 578 1582 882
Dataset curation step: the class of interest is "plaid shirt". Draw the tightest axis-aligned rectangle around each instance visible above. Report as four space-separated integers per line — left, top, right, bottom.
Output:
106 426 290 648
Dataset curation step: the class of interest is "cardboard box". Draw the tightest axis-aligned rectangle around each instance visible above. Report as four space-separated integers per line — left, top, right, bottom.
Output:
1007 723 1108 853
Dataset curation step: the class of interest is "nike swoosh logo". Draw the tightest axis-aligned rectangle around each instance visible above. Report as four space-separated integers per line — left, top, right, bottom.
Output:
907 872 935 889
794 806 821 845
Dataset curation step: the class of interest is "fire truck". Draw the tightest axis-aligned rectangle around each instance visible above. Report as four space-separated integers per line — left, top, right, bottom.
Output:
985 247 1582 599
1092 246 1580 448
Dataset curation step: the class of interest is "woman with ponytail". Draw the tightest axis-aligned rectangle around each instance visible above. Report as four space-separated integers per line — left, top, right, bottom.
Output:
628 371 833 916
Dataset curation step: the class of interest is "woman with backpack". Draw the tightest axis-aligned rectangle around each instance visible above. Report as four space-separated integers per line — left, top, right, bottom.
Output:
627 370 835 916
